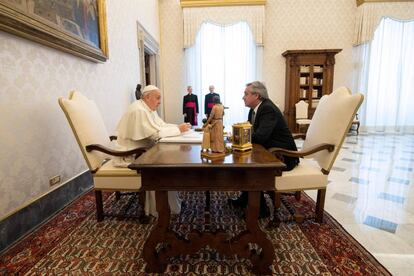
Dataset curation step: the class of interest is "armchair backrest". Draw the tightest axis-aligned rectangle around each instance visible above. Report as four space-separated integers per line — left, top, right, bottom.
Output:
295 100 309 120
59 91 110 171
302 87 363 172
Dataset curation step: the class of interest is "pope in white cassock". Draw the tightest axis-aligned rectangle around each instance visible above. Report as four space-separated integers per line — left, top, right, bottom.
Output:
115 85 191 217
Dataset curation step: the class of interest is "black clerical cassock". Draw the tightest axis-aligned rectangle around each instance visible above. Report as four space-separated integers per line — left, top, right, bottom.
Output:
204 93 220 118
183 94 199 126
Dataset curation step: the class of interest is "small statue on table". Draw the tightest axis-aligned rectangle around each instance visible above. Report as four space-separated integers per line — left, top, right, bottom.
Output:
201 120 211 152
201 96 225 158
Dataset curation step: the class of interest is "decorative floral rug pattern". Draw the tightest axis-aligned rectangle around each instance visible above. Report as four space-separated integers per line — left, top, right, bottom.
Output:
0 191 390 275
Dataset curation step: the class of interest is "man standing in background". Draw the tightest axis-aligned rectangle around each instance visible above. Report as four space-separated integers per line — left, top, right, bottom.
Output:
183 86 199 126
204 85 220 119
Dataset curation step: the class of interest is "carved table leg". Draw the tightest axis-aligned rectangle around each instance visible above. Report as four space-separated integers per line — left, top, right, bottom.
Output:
142 191 275 274
246 191 275 275
205 191 210 210
143 191 170 273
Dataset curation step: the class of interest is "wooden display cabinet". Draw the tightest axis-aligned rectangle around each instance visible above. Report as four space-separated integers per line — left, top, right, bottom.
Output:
282 49 342 132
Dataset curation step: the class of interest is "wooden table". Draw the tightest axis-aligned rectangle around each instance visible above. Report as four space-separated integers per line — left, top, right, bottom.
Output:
129 143 285 275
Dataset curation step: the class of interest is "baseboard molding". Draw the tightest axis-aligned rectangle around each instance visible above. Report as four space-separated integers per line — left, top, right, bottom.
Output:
0 171 93 253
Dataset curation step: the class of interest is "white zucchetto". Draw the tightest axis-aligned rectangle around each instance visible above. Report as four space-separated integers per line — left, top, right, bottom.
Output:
141 85 159 97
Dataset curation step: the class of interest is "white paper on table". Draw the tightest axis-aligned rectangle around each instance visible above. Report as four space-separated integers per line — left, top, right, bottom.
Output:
159 129 203 144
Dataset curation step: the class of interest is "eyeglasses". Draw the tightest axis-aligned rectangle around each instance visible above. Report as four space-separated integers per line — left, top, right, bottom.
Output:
243 92 256 97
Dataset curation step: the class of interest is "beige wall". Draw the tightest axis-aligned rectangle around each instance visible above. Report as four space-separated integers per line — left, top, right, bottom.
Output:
159 0 186 124
263 0 356 106
0 0 159 218
159 0 357 123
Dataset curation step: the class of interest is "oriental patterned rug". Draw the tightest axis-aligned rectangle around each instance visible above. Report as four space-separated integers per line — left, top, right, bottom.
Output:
0 191 391 275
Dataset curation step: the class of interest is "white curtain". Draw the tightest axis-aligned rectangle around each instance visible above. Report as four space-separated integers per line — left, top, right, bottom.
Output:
185 21 258 127
353 2 414 45
182 6 265 48
353 17 414 133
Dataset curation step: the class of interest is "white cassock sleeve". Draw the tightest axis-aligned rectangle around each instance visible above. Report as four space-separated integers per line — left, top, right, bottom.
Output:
151 111 180 138
117 100 180 142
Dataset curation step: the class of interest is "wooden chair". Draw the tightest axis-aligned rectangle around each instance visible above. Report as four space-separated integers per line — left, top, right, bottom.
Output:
59 91 147 222
270 87 363 223
295 100 312 133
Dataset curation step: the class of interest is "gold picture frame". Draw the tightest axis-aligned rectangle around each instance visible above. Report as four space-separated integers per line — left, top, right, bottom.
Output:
0 0 108 62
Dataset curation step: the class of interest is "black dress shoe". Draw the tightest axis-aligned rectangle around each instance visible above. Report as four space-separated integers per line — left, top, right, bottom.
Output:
228 198 247 208
259 205 270 219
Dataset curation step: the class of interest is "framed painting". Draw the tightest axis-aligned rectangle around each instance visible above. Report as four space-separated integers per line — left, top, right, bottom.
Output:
0 0 108 62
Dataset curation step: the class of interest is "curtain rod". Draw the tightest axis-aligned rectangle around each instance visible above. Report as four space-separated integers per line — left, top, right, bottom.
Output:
180 0 266 8
357 0 414 7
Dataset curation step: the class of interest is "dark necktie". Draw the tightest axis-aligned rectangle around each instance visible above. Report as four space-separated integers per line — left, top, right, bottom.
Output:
251 110 256 125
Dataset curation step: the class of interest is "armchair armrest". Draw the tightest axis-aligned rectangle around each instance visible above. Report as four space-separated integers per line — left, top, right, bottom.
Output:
292 133 306 140
268 143 334 158
85 144 146 157
109 135 117 141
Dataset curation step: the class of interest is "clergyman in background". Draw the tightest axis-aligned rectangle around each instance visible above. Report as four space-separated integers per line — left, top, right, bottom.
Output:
183 85 199 126
204 85 220 119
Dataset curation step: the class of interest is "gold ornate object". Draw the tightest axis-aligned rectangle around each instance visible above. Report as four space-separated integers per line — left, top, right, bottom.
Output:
231 122 252 152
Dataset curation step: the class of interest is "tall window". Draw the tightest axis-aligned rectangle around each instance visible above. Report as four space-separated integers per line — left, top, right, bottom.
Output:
353 17 414 132
185 21 257 127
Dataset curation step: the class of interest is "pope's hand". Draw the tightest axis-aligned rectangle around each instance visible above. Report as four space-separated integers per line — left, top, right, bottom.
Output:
179 123 191 133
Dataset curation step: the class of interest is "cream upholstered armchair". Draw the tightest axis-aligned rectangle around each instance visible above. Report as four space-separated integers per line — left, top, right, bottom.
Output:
295 100 312 133
59 91 147 222
270 87 363 223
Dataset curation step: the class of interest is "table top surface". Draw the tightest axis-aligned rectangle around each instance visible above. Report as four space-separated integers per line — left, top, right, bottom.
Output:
129 143 285 169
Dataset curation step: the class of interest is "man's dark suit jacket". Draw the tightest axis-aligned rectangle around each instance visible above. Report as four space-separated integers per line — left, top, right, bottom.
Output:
249 98 299 171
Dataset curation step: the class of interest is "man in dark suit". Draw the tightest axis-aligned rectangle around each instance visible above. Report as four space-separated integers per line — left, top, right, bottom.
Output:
183 86 199 126
229 81 299 217
204 85 220 118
